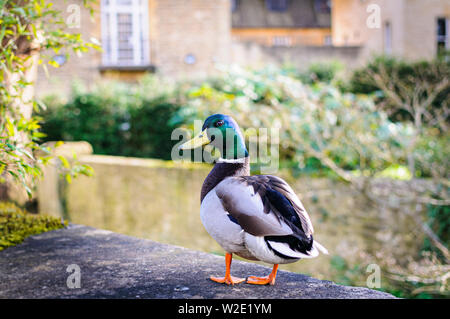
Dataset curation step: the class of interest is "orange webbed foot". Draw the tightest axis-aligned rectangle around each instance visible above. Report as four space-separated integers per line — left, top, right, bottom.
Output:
246 275 276 285
210 275 246 285
246 264 279 286
210 252 245 285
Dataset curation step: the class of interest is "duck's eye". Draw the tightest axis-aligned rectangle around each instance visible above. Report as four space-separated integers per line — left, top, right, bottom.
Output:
215 120 224 127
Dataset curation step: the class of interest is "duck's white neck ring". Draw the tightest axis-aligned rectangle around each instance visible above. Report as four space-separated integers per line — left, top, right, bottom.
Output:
216 157 247 164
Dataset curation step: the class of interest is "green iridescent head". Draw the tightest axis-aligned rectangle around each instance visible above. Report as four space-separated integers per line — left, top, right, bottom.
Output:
179 114 248 160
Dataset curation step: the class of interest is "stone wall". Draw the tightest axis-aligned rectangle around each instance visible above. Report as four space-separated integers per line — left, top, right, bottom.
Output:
0 224 396 298
36 142 424 280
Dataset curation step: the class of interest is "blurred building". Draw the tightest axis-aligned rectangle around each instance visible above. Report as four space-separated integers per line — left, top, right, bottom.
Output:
231 0 331 46
36 0 232 96
36 0 450 97
332 0 450 61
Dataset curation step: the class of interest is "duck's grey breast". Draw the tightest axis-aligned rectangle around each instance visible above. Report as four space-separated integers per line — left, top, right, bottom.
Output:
200 186 250 257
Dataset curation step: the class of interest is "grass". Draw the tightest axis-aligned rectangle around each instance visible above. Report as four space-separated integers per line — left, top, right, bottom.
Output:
0 201 67 251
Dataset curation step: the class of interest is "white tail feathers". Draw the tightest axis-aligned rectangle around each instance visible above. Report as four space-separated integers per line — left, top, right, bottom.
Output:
267 240 329 260
313 241 329 255
267 240 318 259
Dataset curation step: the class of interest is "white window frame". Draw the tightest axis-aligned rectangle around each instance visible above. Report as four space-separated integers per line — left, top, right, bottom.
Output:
101 0 150 67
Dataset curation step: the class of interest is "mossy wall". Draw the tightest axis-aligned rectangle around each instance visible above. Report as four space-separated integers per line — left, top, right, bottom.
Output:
63 155 213 250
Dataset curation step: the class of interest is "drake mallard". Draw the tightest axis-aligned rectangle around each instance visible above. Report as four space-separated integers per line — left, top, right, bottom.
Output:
179 114 328 285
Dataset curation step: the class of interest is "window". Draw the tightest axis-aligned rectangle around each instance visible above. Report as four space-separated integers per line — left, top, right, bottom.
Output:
384 21 392 55
437 18 449 53
314 0 331 14
266 0 288 12
101 0 149 66
272 36 292 47
231 0 238 12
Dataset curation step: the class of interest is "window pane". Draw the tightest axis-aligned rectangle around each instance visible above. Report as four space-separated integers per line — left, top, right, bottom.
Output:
231 0 238 12
102 0 149 66
384 21 392 54
437 18 446 35
140 12 145 63
272 36 291 47
104 13 111 62
117 0 132 5
314 0 331 14
266 0 288 12
437 18 448 53
117 13 134 64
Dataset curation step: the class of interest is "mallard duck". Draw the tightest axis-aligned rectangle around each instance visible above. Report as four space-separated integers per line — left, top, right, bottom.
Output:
179 114 328 285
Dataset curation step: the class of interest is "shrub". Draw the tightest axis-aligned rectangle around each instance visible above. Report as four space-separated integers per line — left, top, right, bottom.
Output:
0 0 100 198
282 61 343 84
305 60 344 83
126 99 181 159
41 90 129 156
39 77 181 160
347 56 450 124
175 66 409 175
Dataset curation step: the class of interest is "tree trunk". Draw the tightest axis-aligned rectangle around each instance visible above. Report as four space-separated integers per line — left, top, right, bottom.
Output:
0 34 40 203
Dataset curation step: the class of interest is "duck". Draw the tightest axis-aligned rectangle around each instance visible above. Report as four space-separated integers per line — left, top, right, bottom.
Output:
179 114 328 285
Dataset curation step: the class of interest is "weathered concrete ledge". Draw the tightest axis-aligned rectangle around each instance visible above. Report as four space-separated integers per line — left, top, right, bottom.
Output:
0 225 395 299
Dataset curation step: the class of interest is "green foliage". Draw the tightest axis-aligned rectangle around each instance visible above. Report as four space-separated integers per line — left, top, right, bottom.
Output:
303 60 343 84
40 87 130 156
347 56 450 124
423 204 450 259
174 66 410 177
413 130 449 178
38 64 446 181
282 61 343 84
0 201 67 251
127 99 181 159
329 255 364 287
39 78 182 160
39 66 415 177
0 0 100 197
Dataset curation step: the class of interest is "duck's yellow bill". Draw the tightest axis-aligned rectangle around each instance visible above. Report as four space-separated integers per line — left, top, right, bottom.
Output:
179 129 211 150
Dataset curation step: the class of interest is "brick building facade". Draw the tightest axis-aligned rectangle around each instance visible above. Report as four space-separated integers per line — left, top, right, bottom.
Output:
332 0 450 61
36 0 231 96
36 0 450 97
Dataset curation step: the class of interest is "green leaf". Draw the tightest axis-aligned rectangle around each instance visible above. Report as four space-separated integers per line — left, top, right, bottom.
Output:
57 155 70 169
6 119 15 136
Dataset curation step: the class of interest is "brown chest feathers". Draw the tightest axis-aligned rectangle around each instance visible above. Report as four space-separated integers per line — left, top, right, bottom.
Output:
200 157 250 202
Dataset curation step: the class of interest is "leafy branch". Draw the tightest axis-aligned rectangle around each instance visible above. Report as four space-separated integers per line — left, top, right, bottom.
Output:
0 0 99 198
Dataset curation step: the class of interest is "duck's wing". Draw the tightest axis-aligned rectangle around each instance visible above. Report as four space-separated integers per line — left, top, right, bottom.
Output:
216 175 326 258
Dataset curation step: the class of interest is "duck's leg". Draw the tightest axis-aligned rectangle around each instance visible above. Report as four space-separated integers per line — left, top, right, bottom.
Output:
210 252 245 285
246 264 279 285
